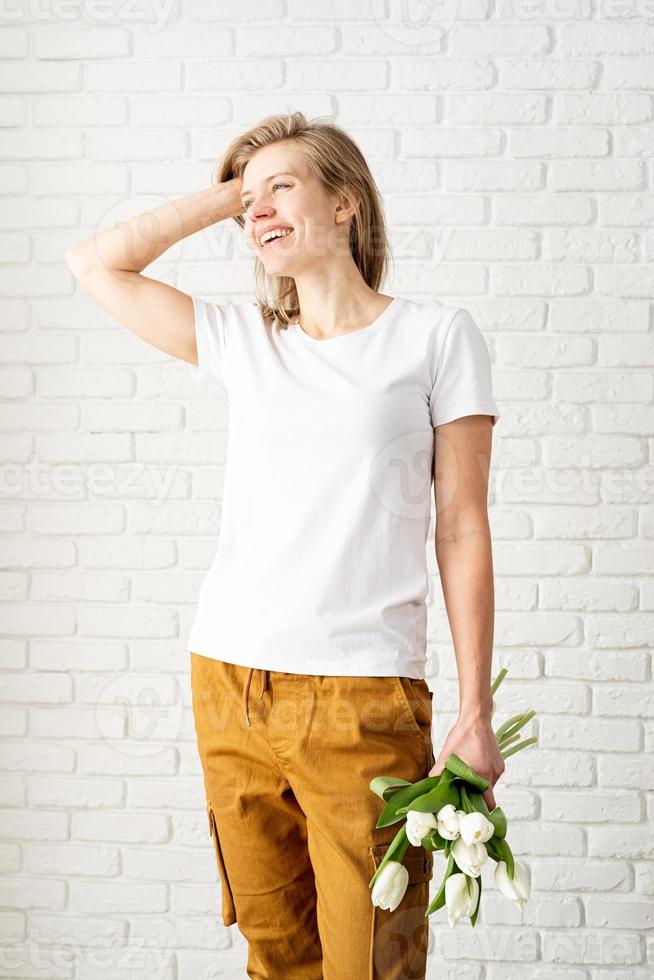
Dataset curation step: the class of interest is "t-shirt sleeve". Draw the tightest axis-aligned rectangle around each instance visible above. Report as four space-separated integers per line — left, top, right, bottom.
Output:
429 308 500 428
187 294 230 388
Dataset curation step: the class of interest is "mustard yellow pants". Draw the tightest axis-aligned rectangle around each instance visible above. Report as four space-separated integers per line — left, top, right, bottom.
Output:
190 652 436 980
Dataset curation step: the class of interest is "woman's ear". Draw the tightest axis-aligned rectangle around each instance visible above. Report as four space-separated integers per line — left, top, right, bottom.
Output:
335 189 360 222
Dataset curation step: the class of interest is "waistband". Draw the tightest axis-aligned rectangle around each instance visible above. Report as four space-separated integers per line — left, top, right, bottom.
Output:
242 667 270 727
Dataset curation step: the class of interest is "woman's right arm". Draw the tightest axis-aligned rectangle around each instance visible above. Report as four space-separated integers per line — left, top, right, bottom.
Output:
65 178 244 366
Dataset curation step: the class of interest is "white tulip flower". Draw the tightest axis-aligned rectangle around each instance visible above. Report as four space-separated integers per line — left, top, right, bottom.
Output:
451 837 488 878
405 809 438 846
436 804 466 841
459 811 495 847
494 860 530 911
445 872 479 928
371 860 409 912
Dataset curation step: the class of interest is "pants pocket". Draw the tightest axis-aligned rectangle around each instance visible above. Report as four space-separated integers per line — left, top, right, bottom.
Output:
207 801 237 927
395 673 433 734
369 841 433 882
368 842 432 979
392 676 435 779
409 677 433 717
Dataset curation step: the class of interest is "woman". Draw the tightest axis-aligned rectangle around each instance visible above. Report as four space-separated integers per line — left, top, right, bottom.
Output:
67 111 504 979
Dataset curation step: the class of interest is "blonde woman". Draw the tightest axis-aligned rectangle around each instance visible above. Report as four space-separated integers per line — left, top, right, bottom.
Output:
67 112 504 979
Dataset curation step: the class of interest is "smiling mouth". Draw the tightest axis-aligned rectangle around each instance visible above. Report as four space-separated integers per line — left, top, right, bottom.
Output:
259 229 294 249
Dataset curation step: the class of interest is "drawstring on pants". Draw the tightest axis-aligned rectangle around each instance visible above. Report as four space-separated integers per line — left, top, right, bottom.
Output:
242 667 269 727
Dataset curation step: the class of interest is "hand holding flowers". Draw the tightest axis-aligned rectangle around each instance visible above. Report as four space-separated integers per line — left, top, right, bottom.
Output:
369 668 536 926
429 712 505 812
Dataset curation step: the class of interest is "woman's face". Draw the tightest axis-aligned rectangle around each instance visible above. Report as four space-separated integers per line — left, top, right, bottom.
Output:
241 142 351 276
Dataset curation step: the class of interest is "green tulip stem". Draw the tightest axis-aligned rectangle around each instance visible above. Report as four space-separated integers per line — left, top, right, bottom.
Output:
497 732 522 750
495 710 537 743
501 736 538 759
494 711 528 740
490 668 507 696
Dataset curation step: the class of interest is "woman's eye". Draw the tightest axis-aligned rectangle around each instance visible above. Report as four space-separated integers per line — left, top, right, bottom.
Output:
243 183 290 210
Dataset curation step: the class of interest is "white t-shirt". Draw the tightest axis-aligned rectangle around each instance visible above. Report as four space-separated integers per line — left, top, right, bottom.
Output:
186 294 500 679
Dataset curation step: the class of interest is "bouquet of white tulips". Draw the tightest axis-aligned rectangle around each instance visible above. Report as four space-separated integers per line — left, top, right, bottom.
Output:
369 668 536 927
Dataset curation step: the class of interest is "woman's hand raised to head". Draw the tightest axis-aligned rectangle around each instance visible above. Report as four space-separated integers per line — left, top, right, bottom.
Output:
64 177 246 367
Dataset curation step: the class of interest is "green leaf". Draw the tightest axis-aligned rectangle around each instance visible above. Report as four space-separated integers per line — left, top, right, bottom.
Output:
444 753 489 791
460 784 476 814
375 775 443 827
490 835 515 879
425 851 455 916
467 790 490 817
398 772 460 816
470 870 482 927
369 775 414 801
421 829 448 852
487 805 508 839
469 790 507 837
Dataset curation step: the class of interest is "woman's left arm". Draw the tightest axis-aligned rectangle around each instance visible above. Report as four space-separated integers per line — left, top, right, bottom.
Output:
429 413 505 811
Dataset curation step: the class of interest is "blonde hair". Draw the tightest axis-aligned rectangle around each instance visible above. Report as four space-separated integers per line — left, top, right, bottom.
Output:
214 111 392 328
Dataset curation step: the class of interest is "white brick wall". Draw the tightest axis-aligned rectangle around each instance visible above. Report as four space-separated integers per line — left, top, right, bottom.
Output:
1 4 652 978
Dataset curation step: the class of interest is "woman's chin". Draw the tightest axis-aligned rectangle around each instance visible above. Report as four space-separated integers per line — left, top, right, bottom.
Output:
261 257 300 275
